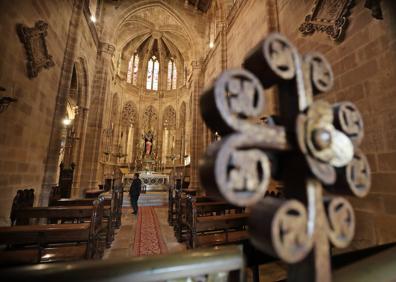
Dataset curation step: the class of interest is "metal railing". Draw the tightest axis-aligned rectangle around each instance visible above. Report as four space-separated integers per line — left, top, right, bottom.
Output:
1 245 244 282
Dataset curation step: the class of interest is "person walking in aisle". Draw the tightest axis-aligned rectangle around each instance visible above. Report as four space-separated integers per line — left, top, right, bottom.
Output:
129 173 142 215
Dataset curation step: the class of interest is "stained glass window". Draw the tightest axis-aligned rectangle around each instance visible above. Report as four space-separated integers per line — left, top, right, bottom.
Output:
167 59 177 90
127 57 133 84
117 55 121 76
153 60 159 90
167 61 172 90
146 56 159 91
132 53 139 85
172 61 177 90
127 53 139 85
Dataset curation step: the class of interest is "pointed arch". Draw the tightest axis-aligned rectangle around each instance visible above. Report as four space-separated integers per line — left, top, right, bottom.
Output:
143 105 158 131
121 101 138 126
163 105 176 128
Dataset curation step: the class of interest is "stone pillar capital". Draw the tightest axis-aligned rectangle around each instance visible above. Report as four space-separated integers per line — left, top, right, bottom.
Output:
191 60 204 70
99 42 115 56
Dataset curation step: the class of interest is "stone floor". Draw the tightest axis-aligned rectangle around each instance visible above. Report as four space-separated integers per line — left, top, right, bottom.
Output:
104 206 185 259
104 195 286 281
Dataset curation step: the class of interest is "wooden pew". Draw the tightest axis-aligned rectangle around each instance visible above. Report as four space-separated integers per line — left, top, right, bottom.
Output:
168 185 177 226
185 195 249 248
50 186 123 247
174 189 197 242
85 189 104 199
10 189 34 226
0 197 105 266
54 198 111 206
48 186 61 206
113 185 123 228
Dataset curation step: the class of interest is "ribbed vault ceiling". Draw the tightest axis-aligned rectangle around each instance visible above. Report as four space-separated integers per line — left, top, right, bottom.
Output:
115 5 194 62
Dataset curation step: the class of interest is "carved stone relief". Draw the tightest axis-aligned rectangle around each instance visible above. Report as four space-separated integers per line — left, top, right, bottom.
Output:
121 101 138 126
143 105 158 131
163 106 176 129
17 20 55 78
299 0 354 41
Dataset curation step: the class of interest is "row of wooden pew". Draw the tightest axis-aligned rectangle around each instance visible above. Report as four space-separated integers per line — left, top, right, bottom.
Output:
0 186 124 266
168 187 249 249
168 185 286 282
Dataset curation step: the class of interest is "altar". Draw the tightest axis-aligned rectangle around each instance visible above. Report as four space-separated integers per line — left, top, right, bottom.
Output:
123 171 169 192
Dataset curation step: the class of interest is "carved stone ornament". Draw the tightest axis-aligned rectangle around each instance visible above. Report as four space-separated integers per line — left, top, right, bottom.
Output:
199 33 370 282
17 20 55 78
121 101 138 126
299 0 354 41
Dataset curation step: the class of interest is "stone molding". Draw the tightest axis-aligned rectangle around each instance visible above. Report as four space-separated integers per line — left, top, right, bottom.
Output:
99 42 116 55
299 0 355 41
17 20 55 78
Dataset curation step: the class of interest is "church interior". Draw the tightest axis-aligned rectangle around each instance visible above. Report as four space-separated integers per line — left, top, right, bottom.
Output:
1 0 396 281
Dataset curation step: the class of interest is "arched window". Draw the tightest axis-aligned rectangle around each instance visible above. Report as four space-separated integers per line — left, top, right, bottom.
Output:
146 56 159 91
132 54 139 85
167 59 177 90
117 54 121 75
127 53 139 85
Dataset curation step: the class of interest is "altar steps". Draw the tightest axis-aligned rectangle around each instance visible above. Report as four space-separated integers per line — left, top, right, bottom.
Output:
122 192 168 207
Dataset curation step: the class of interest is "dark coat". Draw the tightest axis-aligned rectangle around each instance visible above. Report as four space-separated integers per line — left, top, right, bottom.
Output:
129 178 142 197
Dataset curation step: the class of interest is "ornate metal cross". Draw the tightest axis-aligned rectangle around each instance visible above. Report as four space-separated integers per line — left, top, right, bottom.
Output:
199 33 371 282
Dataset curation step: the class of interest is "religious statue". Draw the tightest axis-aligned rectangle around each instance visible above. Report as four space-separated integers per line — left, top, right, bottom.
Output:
143 130 154 156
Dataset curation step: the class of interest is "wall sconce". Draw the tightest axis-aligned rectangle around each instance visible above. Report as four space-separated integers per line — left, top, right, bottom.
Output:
62 117 72 126
0 86 18 113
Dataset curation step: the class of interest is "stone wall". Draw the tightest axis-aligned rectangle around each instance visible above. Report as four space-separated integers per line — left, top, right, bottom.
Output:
199 0 396 251
0 0 73 225
0 0 99 225
277 0 396 251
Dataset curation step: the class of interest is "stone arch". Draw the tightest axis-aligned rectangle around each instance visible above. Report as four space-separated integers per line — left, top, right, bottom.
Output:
161 105 177 164
121 100 138 126
179 102 186 127
163 105 176 129
119 100 139 165
74 57 90 109
69 58 90 197
143 105 158 131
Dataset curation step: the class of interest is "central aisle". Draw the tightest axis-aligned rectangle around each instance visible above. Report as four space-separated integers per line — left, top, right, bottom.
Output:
132 206 167 256
104 193 185 259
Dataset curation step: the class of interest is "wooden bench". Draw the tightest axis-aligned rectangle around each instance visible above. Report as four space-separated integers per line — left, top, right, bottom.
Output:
48 186 61 206
0 197 105 266
174 189 197 242
54 198 111 206
185 196 248 248
10 189 35 225
11 206 107 225
50 186 123 247
168 185 176 226
85 189 104 199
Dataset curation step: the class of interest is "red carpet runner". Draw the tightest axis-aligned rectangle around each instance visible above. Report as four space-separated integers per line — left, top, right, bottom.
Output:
132 206 168 256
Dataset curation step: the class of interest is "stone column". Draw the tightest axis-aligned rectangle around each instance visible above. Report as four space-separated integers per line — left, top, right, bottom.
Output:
189 60 204 190
79 42 115 190
71 106 89 197
40 0 84 206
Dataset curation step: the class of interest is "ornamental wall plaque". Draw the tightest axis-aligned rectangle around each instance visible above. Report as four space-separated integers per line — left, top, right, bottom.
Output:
299 0 354 41
17 20 55 78
199 33 371 281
